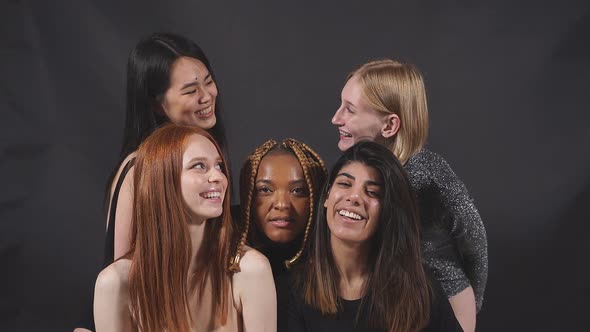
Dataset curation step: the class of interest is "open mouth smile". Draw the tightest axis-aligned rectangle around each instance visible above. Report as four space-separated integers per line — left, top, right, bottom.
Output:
337 209 364 221
195 106 213 117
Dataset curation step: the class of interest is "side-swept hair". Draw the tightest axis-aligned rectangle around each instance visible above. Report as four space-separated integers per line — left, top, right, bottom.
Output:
350 59 429 164
298 140 431 332
128 123 233 332
232 138 327 270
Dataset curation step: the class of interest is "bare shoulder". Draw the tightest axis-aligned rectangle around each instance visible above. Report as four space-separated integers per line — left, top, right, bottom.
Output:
237 245 272 275
110 153 137 191
95 259 132 294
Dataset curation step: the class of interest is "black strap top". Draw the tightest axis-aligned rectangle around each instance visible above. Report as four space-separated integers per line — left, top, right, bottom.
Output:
102 158 135 267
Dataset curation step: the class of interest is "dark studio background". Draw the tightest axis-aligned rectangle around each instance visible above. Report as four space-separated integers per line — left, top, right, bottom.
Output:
1 0 589 331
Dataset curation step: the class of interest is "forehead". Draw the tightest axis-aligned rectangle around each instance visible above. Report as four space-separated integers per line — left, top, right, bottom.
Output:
182 134 220 162
341 76 364 100
256 152 304 180
169 56 209 84
337 162 380 182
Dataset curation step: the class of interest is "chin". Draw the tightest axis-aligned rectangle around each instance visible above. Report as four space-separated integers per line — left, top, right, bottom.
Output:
337 140 353 152
198 116 216 130
265 231 297 245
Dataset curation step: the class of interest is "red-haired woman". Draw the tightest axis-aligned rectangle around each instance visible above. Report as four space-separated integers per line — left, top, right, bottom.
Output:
93 124 276 332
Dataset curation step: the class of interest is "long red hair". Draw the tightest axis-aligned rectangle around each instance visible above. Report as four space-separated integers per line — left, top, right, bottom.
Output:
127 123 234 332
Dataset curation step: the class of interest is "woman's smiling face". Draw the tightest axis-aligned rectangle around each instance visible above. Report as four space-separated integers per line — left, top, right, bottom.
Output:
324 161 382 244
181 134 227 222
161 56 218 129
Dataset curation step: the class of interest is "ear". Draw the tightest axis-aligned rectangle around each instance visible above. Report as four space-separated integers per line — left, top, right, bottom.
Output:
381 114 400 138
154 95 168 117
323 192 330 208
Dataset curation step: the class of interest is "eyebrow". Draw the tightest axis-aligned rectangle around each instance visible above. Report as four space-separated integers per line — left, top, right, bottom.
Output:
336 172 382 186
185 156 221 165
186 157 207 164
180 73 212 90
255 178 306 185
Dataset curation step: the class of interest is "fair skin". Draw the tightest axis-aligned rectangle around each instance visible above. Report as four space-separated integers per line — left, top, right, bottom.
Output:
332 76 399 151
109 56 218 260
324 162 382 300
74 57 222 332
331 75 476 332
254 152 310 244
161 56 218 130
93 135 276 332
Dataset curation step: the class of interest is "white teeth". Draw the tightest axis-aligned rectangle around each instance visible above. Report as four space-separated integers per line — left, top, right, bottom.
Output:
339 130 352 138
197 106 212 115
338 209 362 220
203 191 221 199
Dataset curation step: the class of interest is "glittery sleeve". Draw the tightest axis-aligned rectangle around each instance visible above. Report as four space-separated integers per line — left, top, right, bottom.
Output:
425 151 488 311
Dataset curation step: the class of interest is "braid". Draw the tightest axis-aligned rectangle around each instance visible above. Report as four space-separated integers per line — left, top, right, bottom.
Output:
283 139 327 268
230 139 278 272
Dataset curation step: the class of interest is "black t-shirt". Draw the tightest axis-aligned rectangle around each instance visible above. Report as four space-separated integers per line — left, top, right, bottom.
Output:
285 276 463 332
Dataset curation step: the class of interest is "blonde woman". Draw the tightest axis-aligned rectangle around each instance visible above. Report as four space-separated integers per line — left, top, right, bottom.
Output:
330 59 488 332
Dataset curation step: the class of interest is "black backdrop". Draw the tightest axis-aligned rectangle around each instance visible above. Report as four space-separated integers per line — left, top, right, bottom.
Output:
2 0 589 331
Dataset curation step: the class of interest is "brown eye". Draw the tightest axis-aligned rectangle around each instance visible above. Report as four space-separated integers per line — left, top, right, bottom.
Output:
291 187 308 196
191 162 205 170
257 187 272 194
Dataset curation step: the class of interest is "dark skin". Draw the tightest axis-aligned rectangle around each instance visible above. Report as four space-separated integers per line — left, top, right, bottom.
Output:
253 152 310 246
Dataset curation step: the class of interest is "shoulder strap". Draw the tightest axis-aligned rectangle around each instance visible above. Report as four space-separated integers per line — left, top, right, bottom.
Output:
103 158 136 267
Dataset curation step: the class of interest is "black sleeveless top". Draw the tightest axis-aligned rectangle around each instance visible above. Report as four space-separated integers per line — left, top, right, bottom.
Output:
103 158 135 266
76 158 135 330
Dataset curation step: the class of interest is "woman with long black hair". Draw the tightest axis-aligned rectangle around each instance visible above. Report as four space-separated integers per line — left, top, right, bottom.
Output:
75 32 230 331
289 141 461 332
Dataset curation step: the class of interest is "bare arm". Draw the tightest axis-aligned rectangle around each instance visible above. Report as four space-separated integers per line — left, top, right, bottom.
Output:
106 154 136 260
234 248 277 332
93 262 134 332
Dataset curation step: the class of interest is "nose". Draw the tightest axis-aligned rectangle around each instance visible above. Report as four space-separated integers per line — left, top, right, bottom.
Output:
208 167 226 184
332 107 343 126
345 187 362 206
273 190 290 210
198 85 212 104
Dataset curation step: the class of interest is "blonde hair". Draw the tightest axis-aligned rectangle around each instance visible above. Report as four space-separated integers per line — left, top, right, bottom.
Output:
350 59 429 164
232 138 327 269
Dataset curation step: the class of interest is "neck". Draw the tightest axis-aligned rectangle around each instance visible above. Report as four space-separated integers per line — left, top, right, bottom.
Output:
330 235 370 300
187 218 207 270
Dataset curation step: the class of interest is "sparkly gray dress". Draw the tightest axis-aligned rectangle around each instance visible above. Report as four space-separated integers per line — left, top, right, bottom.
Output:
405 149 488 311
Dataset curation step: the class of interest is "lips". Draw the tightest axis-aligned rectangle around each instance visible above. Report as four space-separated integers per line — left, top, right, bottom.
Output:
199 190 223 201
268 216 295 228
339 129 353 139
195 105 214 118
337 208 365 221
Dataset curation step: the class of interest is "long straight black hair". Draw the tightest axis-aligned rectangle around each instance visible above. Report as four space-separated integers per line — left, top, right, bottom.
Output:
297 140 431 332
108 32 228 198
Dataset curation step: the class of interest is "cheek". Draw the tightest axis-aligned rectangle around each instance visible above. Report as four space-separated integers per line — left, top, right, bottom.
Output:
253 197 269 225
350 117 382 137
295 198 310 217
209 84 219 99
180 179 196 204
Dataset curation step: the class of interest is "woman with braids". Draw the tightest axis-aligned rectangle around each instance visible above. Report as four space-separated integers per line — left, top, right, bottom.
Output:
75 32 230 331
288 141 462 332
330 59 488 331
94 124 276 332
235 138 327 331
